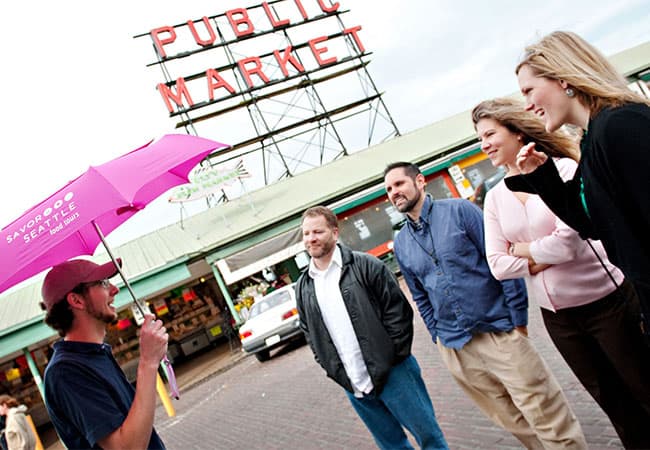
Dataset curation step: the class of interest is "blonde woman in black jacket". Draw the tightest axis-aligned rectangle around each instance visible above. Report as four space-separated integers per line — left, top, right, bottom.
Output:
509 31 650 337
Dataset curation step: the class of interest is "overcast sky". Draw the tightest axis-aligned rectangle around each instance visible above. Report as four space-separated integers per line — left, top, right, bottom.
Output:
1 0 649 248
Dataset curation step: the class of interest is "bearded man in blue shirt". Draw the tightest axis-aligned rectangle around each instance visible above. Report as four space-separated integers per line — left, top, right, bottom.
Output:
384 162 586 450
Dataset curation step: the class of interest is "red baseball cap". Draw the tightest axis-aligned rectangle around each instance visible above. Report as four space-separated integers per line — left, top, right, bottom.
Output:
41 258 122 310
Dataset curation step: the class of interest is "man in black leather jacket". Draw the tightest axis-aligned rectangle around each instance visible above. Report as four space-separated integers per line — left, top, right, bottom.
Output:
296 206 448 450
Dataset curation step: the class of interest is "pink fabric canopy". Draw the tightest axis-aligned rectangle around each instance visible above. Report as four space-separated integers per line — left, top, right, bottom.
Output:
0 134 227 294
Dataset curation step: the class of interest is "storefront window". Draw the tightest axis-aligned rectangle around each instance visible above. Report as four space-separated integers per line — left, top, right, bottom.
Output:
424 175 454 199
338 174 458 254
462 158 500 189
338 200 396 253
102 277 230 379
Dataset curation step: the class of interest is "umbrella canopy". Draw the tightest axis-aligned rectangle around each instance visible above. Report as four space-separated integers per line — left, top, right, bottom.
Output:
0 134 227 294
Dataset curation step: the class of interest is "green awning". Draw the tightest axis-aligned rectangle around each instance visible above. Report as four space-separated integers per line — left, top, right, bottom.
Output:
0 321 56 360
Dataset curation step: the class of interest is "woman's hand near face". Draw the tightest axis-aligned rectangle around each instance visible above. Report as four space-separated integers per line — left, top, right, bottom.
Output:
516 142 548 174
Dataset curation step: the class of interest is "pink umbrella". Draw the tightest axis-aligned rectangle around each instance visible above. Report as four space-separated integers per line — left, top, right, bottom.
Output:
0 133 228 398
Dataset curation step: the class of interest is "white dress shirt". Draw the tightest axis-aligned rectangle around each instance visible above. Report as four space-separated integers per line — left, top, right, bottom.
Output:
308 246 373 396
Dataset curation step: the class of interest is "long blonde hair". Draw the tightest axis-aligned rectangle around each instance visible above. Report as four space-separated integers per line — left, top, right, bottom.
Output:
472 97 580 161
516 31 650 115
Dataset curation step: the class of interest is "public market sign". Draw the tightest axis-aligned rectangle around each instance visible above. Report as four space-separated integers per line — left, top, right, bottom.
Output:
136 1 366 117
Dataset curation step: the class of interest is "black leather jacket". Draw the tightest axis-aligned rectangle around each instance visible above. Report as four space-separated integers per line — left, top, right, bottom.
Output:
295 244 413 394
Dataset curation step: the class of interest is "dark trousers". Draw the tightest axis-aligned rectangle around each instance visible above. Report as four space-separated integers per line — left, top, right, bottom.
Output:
541 279 650 449
630 277 650 338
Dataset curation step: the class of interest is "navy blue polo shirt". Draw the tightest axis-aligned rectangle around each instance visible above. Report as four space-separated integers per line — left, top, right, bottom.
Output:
44 341 165 449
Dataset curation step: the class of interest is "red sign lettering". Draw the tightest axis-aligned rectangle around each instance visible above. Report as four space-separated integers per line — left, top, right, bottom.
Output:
145 2 368 113
262 2 291 28
226 8 255 38
238 57 271 88
157 79 195 112
317 0 340 13
150 26 176 58
188 17 217 47
309 35 337 66
207 69 236 100
273 45 305 76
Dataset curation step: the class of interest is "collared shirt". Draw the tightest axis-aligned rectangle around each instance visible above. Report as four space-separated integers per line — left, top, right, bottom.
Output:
44 340 165 450
394 195 528 350
308 246 373 396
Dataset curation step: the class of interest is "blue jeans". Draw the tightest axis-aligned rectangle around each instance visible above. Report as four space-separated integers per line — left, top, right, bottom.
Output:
346 355 448 450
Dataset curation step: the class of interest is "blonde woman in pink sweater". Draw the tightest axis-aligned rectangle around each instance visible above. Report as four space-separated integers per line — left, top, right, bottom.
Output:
472 97 650 449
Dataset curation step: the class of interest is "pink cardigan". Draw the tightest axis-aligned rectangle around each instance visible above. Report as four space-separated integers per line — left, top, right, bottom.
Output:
484 158 624 312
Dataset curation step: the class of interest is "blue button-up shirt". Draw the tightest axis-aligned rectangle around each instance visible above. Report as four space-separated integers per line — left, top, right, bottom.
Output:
394 196 528 349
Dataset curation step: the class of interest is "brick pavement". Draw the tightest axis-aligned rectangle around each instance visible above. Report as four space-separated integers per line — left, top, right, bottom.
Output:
153 279 625 450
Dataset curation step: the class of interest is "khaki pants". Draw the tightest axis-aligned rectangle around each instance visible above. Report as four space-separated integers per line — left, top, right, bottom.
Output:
437 329 586 450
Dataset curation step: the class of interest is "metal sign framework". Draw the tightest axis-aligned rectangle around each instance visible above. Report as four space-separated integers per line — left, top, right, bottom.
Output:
135 0 400 201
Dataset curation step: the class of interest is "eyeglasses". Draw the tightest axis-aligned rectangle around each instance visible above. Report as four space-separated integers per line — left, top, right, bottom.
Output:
69 279 113 301
87 279 111 289
91 278 111 289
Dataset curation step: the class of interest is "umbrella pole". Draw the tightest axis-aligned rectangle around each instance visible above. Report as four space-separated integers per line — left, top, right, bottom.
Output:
91 221 145 314
91 220 180 402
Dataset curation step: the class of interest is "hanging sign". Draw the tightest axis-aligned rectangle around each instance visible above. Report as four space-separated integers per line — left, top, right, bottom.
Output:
140 1 366 114
169 160 251 202
448 164 474 199
153 299 170 316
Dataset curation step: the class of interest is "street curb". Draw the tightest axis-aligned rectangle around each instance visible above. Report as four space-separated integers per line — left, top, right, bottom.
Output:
178 351 251 393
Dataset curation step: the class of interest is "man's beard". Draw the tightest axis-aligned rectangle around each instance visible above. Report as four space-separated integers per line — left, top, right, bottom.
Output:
87 303 117 324
308 239 336 259
395 190 422 213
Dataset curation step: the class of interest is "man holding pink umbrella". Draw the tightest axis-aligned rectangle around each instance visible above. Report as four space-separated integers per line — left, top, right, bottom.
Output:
40 257 167 450
0 134 228 449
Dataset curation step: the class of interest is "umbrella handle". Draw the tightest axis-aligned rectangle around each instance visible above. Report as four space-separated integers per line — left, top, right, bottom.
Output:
163 356 180 399
92 220 180 399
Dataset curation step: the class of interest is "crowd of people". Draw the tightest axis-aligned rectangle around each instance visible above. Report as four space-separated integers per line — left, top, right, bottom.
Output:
22 30 649 450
